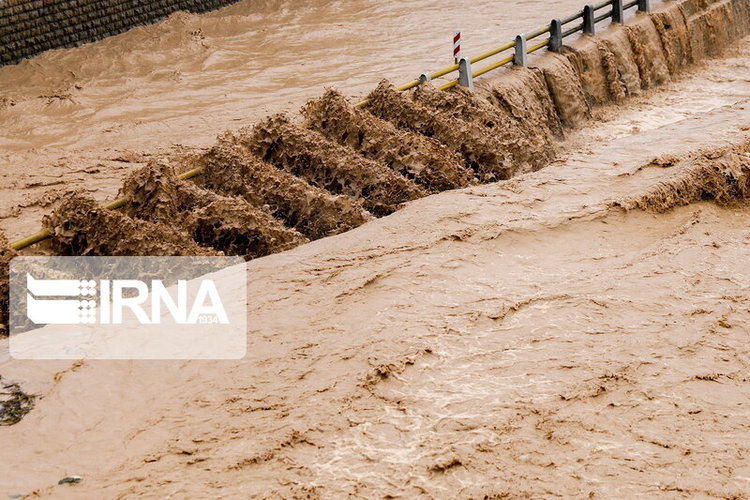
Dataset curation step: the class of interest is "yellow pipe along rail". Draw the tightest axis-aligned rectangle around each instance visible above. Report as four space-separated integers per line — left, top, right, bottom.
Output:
9 166 205 251
10 0 644 251
6 30 545 253
6 31 552 251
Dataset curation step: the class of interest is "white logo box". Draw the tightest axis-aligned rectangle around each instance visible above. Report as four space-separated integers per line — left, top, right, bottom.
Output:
9 256 247 360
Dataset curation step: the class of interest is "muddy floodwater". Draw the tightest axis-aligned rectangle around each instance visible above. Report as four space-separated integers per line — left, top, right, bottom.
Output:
0 0 635 153
0 1 648 200
2 0 750 497
0 0 659 240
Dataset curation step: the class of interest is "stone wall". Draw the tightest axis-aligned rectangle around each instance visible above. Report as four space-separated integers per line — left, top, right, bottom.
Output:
0 0 240 66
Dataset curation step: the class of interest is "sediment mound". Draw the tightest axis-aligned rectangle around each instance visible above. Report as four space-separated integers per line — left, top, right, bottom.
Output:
303 89 473 192
43 194 219 256
245 114 426 216
198 139 373 240
615 143 750 212
120 162 306 258
364 80 519 181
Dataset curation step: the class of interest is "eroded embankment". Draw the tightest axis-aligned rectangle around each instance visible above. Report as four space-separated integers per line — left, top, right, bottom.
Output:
1 0 749 339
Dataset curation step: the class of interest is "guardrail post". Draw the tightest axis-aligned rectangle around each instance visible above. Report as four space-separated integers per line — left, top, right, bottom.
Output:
612 0 625 23
583 5 596 34
514 34 528 67
457 57 474 88
637 0 650 11
550 19 563 52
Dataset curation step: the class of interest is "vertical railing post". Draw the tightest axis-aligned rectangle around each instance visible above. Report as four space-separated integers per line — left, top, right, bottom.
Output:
514 34 528 67
612 0 625 23
583 5 596 34
550 19 563 52
638 0 650 11
457 57 474 88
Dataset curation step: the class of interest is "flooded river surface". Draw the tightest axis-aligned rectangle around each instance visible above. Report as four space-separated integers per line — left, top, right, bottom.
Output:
0 0 651 154
2 0 750 497
0 0 667 242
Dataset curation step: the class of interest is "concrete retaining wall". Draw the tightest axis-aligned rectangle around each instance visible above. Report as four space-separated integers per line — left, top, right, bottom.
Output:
0 0 241 66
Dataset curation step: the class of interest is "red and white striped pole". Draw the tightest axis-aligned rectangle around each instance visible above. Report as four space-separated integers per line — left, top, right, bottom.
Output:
453 30 461 63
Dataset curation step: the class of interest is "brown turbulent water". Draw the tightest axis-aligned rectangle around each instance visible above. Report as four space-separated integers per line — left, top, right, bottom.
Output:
1 0 742 262
0 0 652 241
0 0 631 155
3 0 750 497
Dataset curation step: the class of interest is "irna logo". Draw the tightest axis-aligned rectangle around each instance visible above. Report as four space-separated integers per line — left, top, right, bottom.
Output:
11 257 246 360
26 274 229 325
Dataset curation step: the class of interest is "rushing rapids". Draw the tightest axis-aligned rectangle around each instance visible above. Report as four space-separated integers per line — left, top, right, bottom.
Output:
1 0 750 336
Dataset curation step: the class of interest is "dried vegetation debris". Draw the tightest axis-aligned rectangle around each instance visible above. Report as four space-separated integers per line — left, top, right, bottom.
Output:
0 375 36 426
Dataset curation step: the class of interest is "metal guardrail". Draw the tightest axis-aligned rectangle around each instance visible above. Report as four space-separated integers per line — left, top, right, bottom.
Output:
356 0 650 104
9 0 651 251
